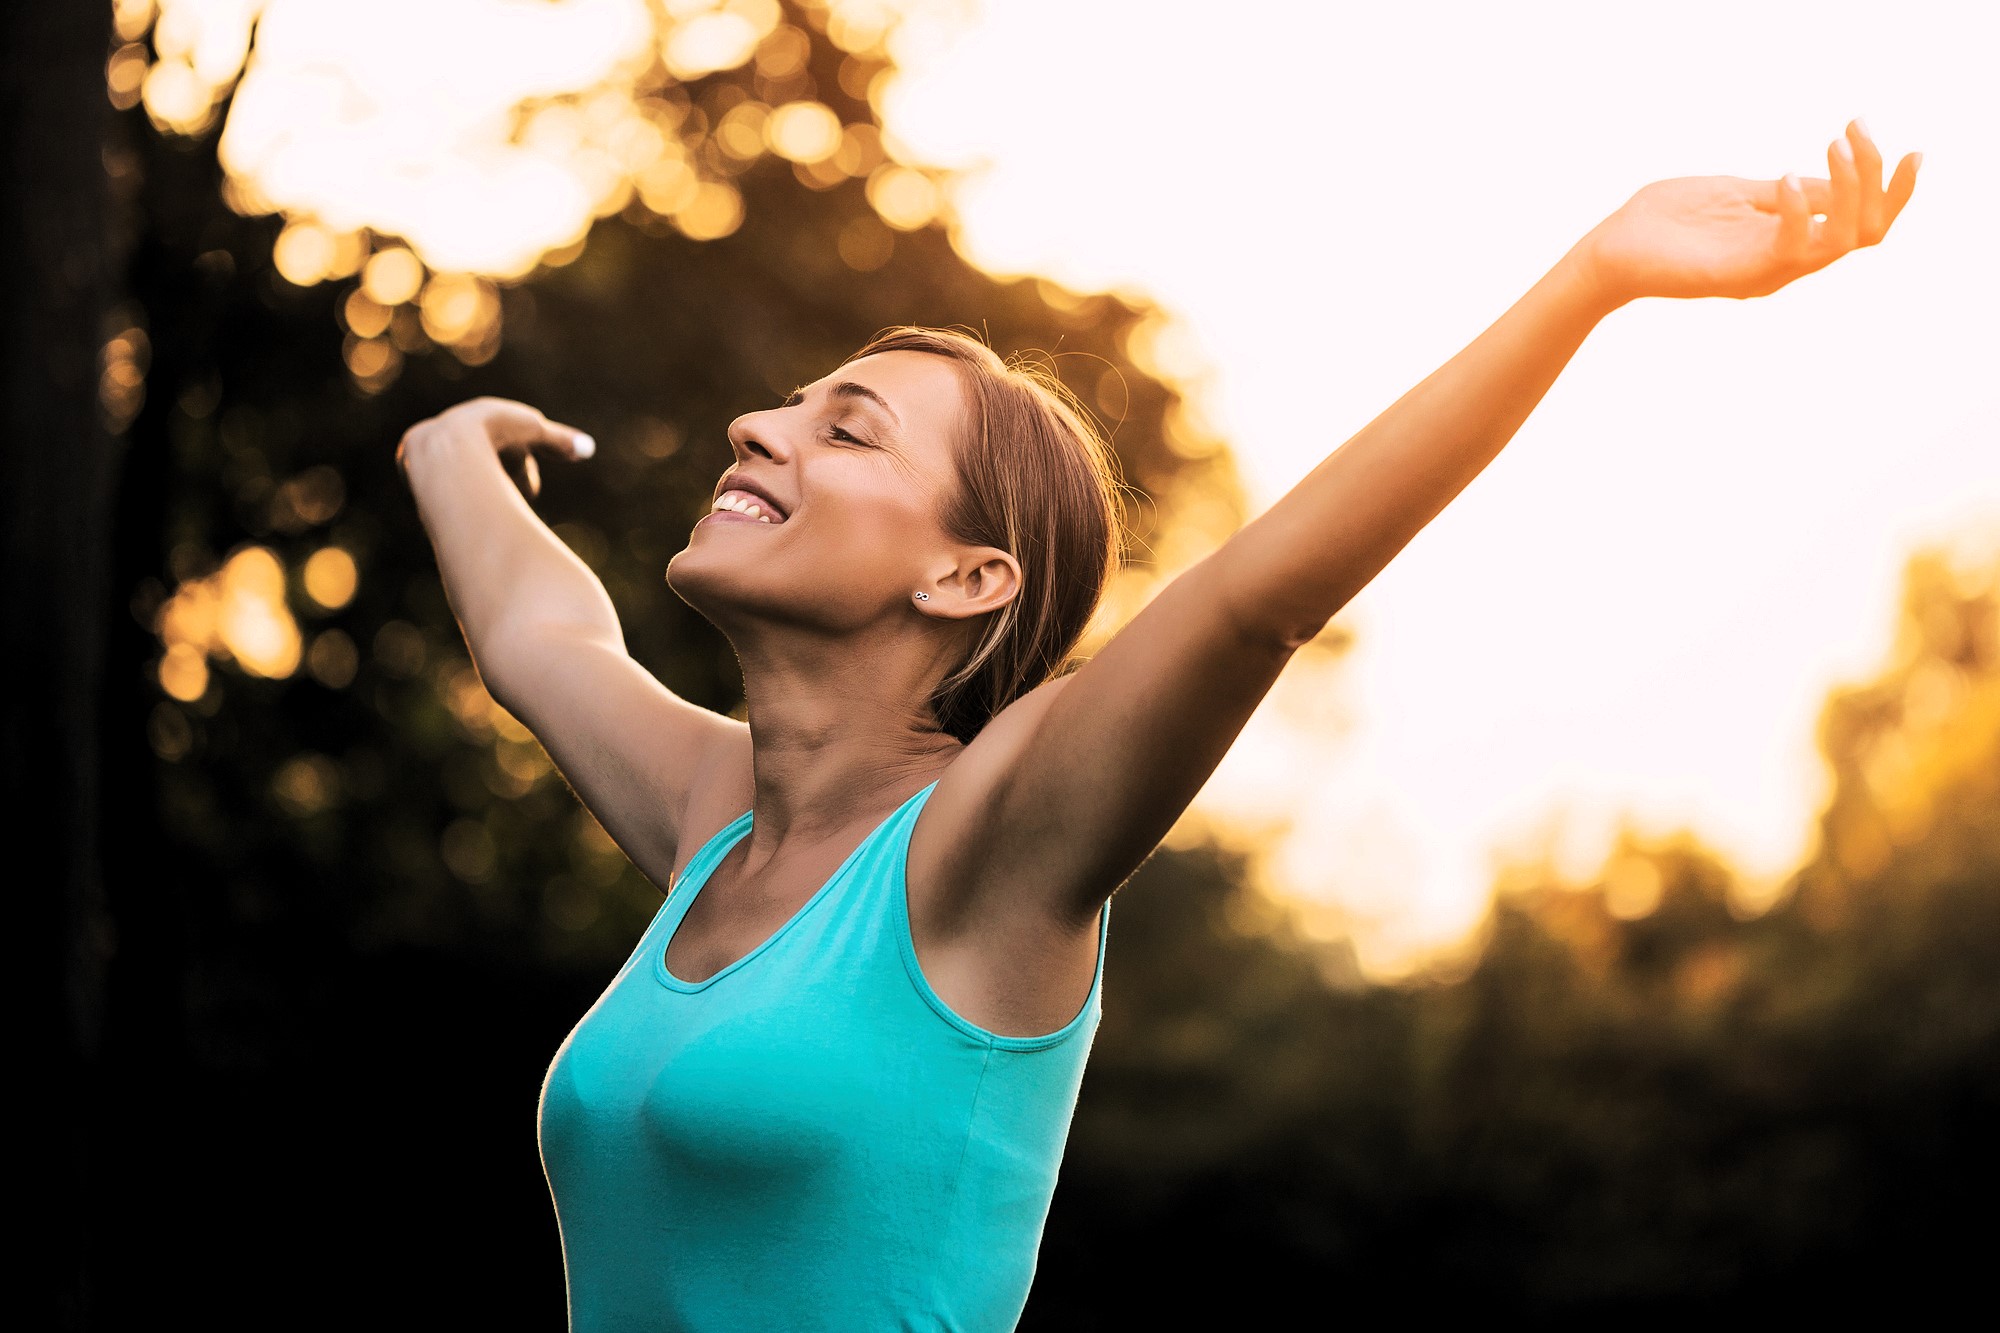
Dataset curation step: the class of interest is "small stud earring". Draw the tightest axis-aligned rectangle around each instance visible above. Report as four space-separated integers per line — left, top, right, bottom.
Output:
914 592 930 601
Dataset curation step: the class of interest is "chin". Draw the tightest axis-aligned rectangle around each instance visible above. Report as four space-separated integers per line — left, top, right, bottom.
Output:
664 548 723 611
666 546 773 626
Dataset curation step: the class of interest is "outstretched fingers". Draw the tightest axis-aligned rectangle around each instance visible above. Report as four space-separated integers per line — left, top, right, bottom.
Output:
1825 131 1862 257
1822 119 1922 255
1847 120 1886 241
439 395 595 499
484 399 597 461
1882 150 1922 237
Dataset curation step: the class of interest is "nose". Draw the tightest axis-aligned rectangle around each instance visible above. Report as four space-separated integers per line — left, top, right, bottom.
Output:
726 408 791 463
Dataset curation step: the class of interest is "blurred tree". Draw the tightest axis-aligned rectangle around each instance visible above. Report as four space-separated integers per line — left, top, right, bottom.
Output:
4 2 126 1327
1025 541 2000 1325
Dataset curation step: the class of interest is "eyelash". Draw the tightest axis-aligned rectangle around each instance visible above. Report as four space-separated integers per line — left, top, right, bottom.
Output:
781 394 867 447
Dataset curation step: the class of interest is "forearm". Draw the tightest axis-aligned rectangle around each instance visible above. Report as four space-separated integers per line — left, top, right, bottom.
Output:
1216 242 1620 647
399 429 623 670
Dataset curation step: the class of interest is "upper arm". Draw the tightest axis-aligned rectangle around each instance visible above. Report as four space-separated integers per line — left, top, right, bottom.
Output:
475 622 744 894
937 549 1302 930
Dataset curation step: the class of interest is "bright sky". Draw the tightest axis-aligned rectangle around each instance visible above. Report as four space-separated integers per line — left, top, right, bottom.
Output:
879 0 2000 972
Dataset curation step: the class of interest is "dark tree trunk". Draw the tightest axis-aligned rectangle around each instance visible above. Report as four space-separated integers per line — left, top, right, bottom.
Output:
3 3 122 1325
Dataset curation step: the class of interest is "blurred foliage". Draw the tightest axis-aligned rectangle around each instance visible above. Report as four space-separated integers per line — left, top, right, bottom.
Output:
115 0 1240 985
1031 544 2000 1323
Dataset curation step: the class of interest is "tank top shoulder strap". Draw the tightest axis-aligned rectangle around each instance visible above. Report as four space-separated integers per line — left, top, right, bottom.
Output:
671 806 757 899
874 778 1108 1051
859 778 941 886
613 807 755 982
822 779 941 923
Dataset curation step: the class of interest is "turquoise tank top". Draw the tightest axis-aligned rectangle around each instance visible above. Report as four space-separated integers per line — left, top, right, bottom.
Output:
537 779 1107 1331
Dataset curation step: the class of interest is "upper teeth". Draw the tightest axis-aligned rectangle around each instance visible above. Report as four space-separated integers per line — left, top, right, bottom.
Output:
713 490 780 523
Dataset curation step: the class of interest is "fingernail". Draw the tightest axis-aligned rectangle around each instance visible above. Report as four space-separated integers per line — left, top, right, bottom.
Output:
575 432 596 458
1854 117 1872 140
1912 151 1923 172
1834 136 1852 160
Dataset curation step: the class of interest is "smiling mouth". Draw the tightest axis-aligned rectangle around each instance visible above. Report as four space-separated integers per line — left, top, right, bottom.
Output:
708 489 787 524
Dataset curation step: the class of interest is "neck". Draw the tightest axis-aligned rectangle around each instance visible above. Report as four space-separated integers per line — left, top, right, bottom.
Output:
726 613 969 847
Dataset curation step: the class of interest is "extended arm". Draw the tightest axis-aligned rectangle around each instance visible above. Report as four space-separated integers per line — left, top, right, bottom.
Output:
962 121 1919 930
398 398 740 887
1217 125 1919 646
1215 244 1610 649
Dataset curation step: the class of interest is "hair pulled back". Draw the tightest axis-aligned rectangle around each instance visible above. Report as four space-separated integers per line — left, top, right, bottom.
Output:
844 326 1125 744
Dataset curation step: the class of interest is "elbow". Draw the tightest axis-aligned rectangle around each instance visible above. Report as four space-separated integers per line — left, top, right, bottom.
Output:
464 633 528 716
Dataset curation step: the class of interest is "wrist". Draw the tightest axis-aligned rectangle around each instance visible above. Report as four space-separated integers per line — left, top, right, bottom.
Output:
1553 230 1631 322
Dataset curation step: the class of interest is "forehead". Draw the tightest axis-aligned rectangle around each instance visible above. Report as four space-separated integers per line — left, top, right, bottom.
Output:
819 350 971 467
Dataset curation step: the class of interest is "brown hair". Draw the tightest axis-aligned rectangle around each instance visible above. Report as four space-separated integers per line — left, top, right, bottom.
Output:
843 326 1125 743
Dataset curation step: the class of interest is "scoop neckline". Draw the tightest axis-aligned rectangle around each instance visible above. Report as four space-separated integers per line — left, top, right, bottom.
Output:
653 781 939 993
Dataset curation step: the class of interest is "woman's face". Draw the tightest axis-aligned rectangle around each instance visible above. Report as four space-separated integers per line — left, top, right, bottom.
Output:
667 350 976 636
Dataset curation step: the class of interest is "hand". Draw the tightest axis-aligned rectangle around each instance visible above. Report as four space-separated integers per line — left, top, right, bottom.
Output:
1573 119 1920 308
398 395 595 499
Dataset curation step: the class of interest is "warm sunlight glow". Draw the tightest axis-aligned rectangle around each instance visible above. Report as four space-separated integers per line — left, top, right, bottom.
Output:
883 0 2000 975
129 0 933 390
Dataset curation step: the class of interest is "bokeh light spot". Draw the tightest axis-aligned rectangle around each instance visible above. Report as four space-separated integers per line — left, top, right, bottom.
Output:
303 546 359 611
362 246 424 306
307 628 360 688
675 180 744 240
106 43 149 109
147 701 194 762
441 817 498 883
217 546 302 678
159 642 210 702
837 214 894 271
767 100 842 163
273 219 338 285
664 11 763 81
419 272 501 347
272 752 342 817
865 164 936 230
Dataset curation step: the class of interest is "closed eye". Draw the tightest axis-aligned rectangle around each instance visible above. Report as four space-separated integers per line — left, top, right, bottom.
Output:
781 388 873 447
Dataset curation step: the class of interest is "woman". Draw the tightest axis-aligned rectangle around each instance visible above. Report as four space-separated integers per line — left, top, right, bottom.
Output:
398 121 1917 1329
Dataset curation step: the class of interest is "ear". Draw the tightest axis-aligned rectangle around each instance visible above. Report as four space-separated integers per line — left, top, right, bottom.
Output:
916 545 1021 620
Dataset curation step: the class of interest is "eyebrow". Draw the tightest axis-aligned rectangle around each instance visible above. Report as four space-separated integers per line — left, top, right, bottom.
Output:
790 380 903 432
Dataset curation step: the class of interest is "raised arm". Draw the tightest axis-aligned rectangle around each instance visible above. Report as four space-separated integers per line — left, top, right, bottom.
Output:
398 397 740 889
960 121 1919 930
1217 123 1919 649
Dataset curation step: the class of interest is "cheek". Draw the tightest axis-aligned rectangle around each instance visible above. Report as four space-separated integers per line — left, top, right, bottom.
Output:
804 488 945 566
